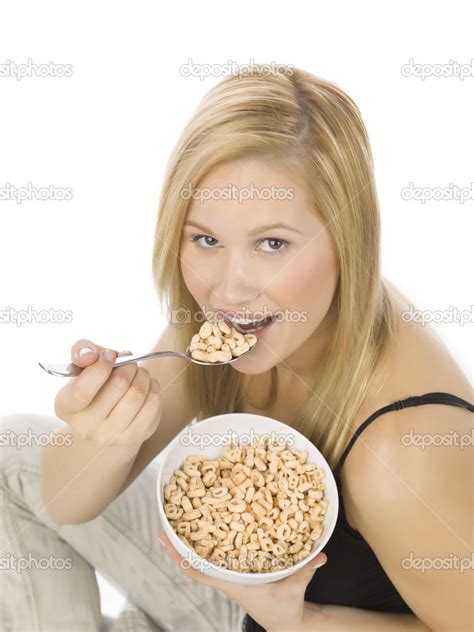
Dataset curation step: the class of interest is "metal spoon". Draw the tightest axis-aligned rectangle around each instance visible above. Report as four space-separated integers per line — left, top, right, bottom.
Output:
38 345 254 377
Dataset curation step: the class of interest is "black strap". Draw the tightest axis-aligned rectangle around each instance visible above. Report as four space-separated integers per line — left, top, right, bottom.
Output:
334 392 473 477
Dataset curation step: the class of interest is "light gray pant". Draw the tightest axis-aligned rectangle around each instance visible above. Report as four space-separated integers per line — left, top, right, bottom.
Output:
0 413 246 632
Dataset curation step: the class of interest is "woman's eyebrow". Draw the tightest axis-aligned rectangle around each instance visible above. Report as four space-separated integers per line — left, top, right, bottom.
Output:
183 220 302 235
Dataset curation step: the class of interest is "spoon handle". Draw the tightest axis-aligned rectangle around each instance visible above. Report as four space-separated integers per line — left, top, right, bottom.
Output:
109 350 191 366
38 350 191 378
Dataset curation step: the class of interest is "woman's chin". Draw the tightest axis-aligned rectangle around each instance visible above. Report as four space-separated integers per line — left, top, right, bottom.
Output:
230 352 277 375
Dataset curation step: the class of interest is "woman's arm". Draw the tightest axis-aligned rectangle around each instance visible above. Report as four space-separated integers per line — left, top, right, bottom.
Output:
296 601 430 631
41 330 193 524
329 403 473 632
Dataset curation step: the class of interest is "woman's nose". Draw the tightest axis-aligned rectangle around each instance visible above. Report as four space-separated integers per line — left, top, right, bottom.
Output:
213 256 258 306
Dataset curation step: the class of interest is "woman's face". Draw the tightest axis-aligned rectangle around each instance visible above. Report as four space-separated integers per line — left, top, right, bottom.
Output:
179 156 339 377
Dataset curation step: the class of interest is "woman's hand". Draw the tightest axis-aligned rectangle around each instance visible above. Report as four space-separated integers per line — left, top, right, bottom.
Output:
54 339 163 449
158 531 327 632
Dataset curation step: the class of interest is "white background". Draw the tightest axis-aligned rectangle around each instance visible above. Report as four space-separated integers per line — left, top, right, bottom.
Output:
1 0 472 622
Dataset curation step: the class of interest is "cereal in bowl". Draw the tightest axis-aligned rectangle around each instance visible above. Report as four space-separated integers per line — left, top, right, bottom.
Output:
162 435 327 574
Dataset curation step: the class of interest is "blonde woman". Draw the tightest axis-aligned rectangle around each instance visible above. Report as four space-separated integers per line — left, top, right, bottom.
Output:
1 66 472 632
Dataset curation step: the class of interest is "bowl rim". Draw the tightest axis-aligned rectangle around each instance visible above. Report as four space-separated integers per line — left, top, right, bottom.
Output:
156 411 339 579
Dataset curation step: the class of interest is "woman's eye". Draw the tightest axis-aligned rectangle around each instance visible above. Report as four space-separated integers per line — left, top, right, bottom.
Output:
190 234 289 254
191 234 218 248
259 238 289 254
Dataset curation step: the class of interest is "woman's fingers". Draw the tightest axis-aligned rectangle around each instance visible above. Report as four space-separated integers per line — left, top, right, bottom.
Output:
119 379 162 445
71 339 132 368
81 364 136 420
57 348 118 416
71 339 103 367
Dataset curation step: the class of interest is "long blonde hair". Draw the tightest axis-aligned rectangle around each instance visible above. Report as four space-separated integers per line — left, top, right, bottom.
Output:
152 65 397 469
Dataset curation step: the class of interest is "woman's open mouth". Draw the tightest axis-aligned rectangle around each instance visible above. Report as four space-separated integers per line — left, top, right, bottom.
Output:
225 314 275 335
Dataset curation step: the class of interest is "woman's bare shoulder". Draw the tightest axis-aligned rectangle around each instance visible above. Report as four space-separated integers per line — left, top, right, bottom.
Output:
379 279 471 403
341 279 472 528
345 278 470 428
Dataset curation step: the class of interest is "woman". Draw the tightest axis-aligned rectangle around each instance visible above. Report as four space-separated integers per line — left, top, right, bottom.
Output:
1 66 472 631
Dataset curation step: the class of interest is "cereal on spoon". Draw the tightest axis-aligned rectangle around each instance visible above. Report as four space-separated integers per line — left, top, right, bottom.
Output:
190 320 257 363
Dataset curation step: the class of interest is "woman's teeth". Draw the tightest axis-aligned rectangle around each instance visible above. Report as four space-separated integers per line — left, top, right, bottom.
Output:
227 316 273 333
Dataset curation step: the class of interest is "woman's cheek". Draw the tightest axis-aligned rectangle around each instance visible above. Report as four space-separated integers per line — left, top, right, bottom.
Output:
180 249 208 297
273 252 335 326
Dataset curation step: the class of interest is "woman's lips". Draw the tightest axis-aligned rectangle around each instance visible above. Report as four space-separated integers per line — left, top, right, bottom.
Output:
254 320 274 338
229 315 275 334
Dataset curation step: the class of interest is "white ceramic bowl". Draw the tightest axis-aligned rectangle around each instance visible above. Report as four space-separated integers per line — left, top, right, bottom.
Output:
156 412 339 585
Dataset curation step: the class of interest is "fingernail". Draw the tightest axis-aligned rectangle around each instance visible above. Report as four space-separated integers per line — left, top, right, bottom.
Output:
102 349 116 362
78 346 96 358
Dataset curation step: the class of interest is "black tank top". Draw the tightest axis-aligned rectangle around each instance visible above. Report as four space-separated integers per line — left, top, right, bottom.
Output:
243 392 473 632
